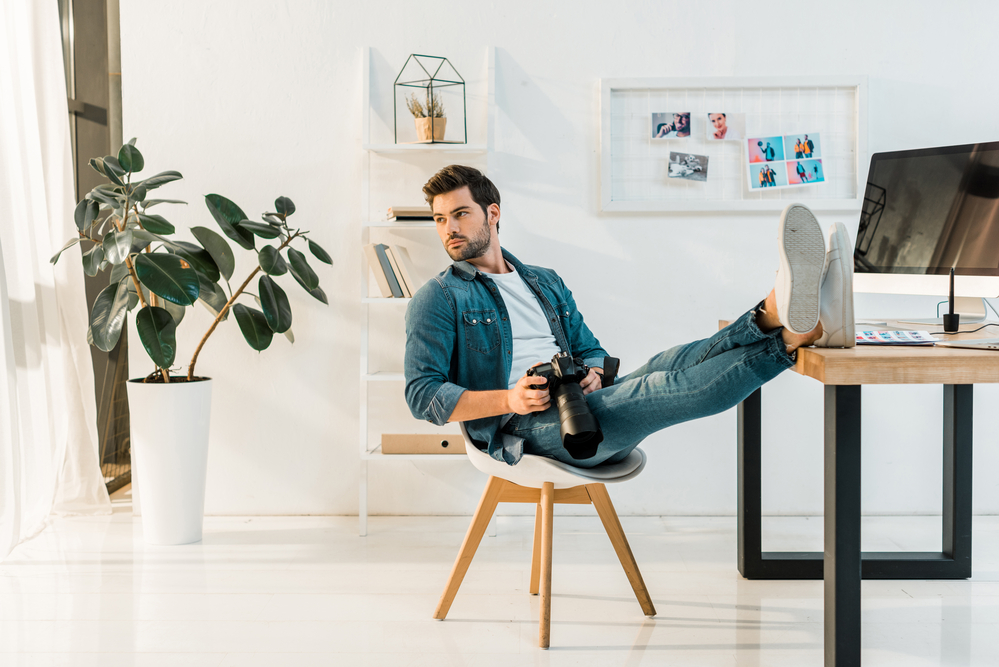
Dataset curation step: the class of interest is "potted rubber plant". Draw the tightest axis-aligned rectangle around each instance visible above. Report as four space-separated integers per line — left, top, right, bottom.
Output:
51 139 331 545
406 91 446 142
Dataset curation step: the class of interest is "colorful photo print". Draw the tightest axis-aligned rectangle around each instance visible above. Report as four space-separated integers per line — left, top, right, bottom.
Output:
747 136 784 163
651 112 691 139
706 112 745 141
787 159 825 185
749 162 787 189
668 152 709 181
784 133 822 159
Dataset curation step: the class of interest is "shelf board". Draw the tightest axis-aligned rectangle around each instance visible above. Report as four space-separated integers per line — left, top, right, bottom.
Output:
363 221 435 228
361 445 467 461
364 143 488 154
362 372 404 381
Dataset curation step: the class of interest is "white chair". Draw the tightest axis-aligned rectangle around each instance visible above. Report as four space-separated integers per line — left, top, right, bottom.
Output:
434 423 656 649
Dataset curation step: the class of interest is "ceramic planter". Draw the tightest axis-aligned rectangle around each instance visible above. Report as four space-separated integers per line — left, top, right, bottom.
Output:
415 117 446 142
127 378 212 545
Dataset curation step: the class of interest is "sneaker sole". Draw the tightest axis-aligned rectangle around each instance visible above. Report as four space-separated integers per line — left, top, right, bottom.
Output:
778 204 825 334
831 222 856 347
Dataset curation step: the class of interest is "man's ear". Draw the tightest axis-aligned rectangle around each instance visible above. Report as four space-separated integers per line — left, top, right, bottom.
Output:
488 203 501 227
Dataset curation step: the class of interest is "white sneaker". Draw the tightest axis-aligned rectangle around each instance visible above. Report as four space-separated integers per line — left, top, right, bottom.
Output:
814 222 856 348
775 203 825 334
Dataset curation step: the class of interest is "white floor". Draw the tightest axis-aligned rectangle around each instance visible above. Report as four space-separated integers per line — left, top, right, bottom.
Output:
2 490 998 666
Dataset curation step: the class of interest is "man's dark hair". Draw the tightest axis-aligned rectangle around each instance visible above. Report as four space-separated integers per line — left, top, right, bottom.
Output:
423 164 501 231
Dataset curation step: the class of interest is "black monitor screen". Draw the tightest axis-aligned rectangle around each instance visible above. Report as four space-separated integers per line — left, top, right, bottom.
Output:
855 142 999 276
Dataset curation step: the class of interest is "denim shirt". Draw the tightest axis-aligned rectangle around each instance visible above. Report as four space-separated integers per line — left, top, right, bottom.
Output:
404 248 609 465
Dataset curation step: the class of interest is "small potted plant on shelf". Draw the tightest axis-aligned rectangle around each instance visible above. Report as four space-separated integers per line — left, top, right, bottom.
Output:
51 139 332 545
406 91 446 142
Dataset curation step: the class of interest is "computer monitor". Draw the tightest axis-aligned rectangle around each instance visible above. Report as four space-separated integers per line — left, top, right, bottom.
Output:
854 141 999 321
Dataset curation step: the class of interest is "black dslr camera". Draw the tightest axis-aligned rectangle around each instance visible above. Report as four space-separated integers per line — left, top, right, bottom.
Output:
526 352 620 460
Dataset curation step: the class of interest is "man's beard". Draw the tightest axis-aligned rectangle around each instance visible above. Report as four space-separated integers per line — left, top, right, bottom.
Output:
445 220 491 261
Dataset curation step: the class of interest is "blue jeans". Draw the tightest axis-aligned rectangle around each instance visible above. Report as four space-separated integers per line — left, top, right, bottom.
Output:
501 305 796 467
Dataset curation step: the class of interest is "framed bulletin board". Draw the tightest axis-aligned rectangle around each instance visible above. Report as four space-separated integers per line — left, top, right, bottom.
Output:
599 76 867 213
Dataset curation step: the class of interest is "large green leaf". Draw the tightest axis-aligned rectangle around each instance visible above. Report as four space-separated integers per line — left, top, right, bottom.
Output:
89 278 130 352
258 275 292 333
196 273 229 320
102 156 127 186
308 285 328 305
135 306 177 368
308 239 332 264
117 144 144 173
133 170 182 192
232 304 272 351
102 229 133 265
137 213 175 234
262 213 283 225
191 226 235 281
82 244 104 276
141 198 187 208
86 188 123 208
258 245 288 275
108 259 131 285
74 199 99 232
133 253 199 306
205 194 254 250
239 221 281 239
170 241 220 283
51 237 83 264
88 157 107 177
287 248 318 290
289 270 328 304
275 196 295 217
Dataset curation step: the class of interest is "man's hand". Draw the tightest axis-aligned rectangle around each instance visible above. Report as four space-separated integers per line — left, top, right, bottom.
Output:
580 367 603 395
507 364 550 415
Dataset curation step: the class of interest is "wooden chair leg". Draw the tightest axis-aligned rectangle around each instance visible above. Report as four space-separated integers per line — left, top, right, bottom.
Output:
529 503 542 595
586 483 656 617
538 482 555 649
434 476 506 620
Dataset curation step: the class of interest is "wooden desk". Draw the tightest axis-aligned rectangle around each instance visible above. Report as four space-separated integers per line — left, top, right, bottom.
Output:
723 325 999 666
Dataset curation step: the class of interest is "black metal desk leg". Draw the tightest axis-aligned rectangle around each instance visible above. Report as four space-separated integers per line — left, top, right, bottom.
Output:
738 389 763 578
825 384 862 667
943 385 973 577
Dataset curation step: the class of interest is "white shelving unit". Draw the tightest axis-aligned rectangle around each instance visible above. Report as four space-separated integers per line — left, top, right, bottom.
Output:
358 46 495 536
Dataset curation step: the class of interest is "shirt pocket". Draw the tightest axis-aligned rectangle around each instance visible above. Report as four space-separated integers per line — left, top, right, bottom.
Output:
463 309 500 354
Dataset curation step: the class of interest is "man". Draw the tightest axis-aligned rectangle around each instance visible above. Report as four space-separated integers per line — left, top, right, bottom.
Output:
655 112 690 138
404 165 854 467
804 134 814 157
762 141 776 161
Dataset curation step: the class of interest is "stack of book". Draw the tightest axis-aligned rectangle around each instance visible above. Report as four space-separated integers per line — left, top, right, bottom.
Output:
385 206 433 223
363 244 424 298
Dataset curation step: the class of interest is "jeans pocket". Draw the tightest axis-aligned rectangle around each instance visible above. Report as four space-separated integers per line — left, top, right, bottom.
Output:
463 309 500 354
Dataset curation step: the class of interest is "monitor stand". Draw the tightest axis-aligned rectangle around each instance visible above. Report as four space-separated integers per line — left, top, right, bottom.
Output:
896 296 989 326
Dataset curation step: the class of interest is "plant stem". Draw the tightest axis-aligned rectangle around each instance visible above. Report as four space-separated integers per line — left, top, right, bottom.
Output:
187 231 301 380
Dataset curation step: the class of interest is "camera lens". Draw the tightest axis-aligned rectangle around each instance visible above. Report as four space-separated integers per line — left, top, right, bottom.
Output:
554 383 602 459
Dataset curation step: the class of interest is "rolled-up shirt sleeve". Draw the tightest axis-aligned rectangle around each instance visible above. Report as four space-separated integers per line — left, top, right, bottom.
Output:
404 281 466 425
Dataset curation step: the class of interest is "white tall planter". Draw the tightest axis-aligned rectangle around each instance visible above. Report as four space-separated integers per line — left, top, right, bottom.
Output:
127 378 212 545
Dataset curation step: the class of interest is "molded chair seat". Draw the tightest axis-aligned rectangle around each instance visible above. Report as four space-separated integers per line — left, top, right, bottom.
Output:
434 424 656 649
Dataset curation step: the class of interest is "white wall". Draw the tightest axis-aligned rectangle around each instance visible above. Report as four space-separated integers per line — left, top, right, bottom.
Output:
119 0 999 518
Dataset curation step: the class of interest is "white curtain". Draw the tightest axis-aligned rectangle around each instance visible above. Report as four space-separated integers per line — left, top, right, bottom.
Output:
0 0 110 561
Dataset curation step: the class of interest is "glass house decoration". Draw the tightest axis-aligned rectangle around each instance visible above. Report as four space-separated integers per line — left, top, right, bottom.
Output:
394 54 467 145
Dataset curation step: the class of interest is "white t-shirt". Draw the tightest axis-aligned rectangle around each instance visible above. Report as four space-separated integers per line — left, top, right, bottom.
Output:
485 266 561 389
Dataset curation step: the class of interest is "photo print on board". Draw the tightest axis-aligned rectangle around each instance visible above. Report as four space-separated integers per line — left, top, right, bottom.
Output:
668 152 709 181
652 112 691 139
787 159 825 185
706 112 745 141
785 133 821 160
749 162 787 189
747 136 784 163
746 132 825 190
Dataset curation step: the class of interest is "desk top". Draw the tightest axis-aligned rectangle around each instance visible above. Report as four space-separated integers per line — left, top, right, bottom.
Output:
718 320 999 385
